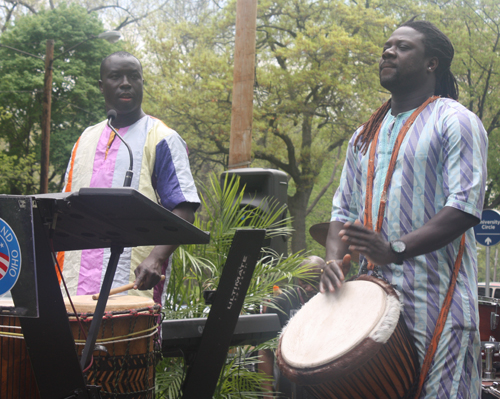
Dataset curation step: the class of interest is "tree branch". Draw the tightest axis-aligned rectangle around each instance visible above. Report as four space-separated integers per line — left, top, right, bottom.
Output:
1 2 15 32
4 0 36 14
487 108 500 136
253 149 290 172
306 145 342 215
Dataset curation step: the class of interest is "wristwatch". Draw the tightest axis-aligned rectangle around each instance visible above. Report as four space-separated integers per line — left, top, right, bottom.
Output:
389 240 406 265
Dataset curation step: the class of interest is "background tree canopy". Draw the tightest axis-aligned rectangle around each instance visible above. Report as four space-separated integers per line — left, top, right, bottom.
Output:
0 0 498 256
0 3 119 193
0 0 499 397
142 0 391 252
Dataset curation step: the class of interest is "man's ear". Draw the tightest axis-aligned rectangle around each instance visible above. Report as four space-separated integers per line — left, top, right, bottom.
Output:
427 57 439 73
99 80 104 93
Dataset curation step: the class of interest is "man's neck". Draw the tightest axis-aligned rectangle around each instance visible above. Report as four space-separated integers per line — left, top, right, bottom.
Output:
390 90 435 116
111 109 146 129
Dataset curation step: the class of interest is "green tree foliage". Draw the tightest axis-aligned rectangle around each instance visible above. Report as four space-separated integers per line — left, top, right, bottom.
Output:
142 0 391 252
0 3 120 193
439 0 500 208
0 107 37 192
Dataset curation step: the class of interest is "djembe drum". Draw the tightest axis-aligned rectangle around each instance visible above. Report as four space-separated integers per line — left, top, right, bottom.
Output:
0 298 40 399
276 275 419 399
0 295 160 399
64 295 160 399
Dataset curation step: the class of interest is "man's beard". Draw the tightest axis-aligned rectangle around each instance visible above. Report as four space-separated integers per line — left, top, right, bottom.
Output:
379 71 401 93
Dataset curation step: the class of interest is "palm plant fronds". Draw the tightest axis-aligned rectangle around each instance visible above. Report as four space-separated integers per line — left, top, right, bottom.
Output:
157 172 311 398
155 357 186 399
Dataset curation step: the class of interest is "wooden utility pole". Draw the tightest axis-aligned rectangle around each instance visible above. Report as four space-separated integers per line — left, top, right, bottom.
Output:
228 0 258 170
40 39 54 194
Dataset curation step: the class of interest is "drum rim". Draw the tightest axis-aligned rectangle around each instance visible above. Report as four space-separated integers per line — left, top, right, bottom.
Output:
277 276 403 378
63 294 158 313
279 279 389 368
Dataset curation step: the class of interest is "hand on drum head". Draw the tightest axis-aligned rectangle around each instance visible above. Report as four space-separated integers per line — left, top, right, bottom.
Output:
339 222 394 266
320 254 351 293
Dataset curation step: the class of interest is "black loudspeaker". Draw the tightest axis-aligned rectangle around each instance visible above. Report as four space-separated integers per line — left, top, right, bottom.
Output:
220 168 288 257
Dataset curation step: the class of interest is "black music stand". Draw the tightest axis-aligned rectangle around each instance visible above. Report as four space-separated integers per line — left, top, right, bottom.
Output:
180 228 266 399
1 188 209 399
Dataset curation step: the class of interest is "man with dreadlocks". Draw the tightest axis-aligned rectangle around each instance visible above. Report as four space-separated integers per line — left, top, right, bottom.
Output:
320 20 487 398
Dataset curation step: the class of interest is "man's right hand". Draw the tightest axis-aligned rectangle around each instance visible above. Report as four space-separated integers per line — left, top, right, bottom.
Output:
319 254 351 293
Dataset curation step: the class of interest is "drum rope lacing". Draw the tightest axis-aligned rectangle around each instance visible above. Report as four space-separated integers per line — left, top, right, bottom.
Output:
72 325 158 345
1 317 160 344
66 305 160 318
0 323 23 339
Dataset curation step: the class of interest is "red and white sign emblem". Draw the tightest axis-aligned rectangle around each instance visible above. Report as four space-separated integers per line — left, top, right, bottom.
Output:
0 218 22 295
0 252 9 280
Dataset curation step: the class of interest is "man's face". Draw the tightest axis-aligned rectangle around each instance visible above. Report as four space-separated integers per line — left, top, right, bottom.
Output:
99 55 144 115
379 27 431 93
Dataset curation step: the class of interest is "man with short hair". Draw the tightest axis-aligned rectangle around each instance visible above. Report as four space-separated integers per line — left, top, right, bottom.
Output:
58 51 200 305
321 20 487 398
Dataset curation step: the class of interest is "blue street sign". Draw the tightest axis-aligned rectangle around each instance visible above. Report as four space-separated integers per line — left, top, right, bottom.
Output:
474 209 500 246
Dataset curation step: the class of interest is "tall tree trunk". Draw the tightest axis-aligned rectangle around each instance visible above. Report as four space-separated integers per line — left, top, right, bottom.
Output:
288 185 313 253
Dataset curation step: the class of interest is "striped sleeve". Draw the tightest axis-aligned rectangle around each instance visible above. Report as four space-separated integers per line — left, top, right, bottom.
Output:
441 105 488 219
152 128 200 211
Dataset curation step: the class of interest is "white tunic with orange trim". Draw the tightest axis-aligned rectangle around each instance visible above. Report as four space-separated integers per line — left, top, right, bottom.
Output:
58 115 200 305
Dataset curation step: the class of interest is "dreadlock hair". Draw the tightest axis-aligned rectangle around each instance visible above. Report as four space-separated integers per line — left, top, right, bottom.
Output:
401 19 459 100
354 19 458 155
354 100 392 155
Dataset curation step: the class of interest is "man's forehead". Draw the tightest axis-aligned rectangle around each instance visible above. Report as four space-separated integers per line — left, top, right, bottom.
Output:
386 26 425 44
103 55 142 72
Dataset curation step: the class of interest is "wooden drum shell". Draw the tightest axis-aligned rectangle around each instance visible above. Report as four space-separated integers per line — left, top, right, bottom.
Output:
276 275 420 399
1 295 160 399
0 302 40 399
65 295 160 399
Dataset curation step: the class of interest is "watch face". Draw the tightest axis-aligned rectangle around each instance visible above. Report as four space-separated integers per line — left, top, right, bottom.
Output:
391 240 406 254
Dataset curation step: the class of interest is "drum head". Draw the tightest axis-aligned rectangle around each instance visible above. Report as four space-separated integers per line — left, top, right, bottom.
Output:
280 280 387 368
64 295 155 313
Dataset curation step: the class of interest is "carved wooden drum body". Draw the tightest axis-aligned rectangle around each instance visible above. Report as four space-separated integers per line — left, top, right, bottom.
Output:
0 298 40 399
0 295 160 399
277 275 419 399
65 295 160 399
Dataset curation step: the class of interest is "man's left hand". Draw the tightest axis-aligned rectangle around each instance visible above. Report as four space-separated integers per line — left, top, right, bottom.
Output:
339 222 397 266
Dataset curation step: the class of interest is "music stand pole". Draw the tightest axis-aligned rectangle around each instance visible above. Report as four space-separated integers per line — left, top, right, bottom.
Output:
79 245 123 370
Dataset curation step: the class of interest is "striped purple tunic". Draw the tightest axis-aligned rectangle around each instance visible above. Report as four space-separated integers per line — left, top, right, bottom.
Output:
332 98 488 398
